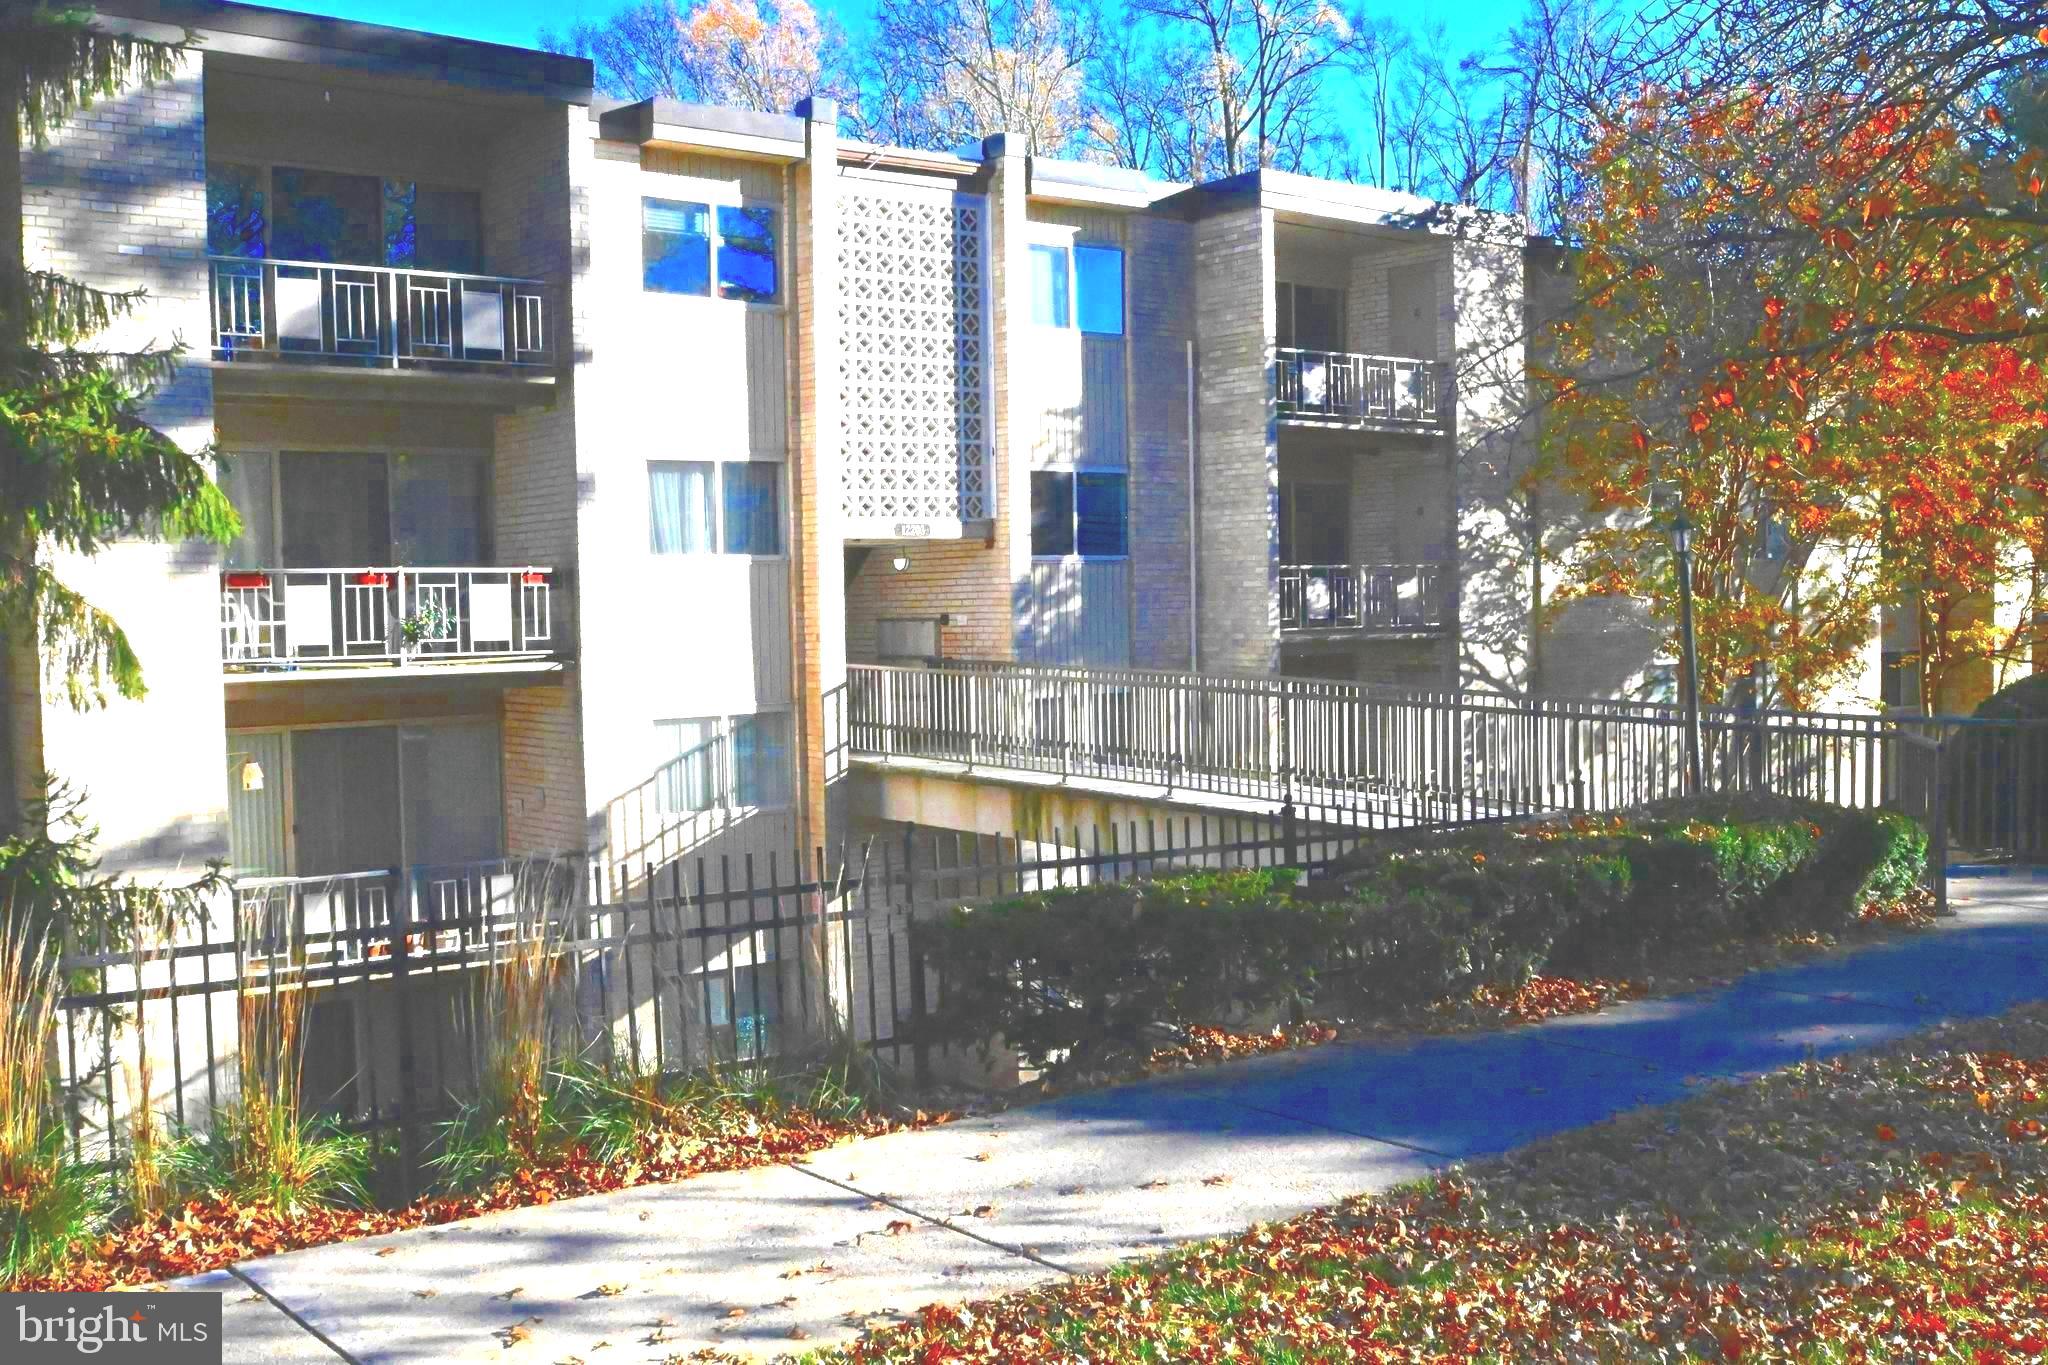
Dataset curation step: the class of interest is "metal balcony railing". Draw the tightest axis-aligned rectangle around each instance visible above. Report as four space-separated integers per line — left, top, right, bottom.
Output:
1274 348 1445 427
234 856 580 975
1278 562 1449 634
208 257 550 371
219 565 554 670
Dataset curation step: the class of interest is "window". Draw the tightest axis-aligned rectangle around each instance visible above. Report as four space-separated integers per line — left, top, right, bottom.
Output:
1031 469 1128 558
732 712 792 808
1882 650 1921 711
649 461 781 556
649 461 716 553
207 164 267 259
271 167 383 265
1030 470 1075 556
384 182 482 273
716 205 778 302
1029 245 1070 327
652 712 791 815
643 198 711 294
1076 472 1128 555
654 718 720 814
644 199 779 301
1278 480 1349 564
722 462 782 555
1276 281 1346 352
1031 243 1126 334
1074 245 1124 335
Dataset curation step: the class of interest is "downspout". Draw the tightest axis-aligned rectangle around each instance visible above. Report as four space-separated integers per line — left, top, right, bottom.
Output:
1187 338 1200 673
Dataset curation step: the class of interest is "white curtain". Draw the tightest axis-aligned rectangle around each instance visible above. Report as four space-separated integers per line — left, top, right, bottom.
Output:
649 461 714 554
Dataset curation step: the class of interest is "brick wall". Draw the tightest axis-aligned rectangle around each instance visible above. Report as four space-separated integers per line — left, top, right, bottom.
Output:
1127 213 1196 670
1192 204 1278 675
17 53 228 878
487 107 588 855
1451 230 1536 693
844 540 1012 662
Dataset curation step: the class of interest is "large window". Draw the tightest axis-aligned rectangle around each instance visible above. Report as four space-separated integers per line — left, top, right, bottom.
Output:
643 199 711 294
1029 242 1124 335
1276 281 1346 352
207 163 267 259
649 461 782 556
1029 244 1070 328
1031 468 1128 558
652 712 792 815
1074 245 1124 335
643 199 780 301
1278 480 1349 564
257 167 480 270
648 461 716 554
653 717 720 814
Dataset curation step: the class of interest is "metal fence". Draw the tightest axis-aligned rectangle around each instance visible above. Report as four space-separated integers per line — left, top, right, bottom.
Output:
52 810 1362 1202
840 660 2048 860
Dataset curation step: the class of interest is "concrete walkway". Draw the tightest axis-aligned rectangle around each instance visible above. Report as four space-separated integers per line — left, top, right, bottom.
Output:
181 879 2048 1363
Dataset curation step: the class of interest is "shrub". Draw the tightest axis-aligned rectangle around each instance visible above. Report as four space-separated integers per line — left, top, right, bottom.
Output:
915 799 1936 1080
917 868 1348 1076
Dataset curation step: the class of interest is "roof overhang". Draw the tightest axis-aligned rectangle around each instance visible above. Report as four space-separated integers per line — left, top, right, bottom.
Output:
85 0 593 103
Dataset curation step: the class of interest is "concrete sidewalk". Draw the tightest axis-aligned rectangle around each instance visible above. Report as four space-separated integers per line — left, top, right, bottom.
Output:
182 879 2048 1363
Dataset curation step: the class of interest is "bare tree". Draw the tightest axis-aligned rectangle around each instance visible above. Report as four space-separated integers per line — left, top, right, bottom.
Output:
540 0 848 109
1088 30 1219 178
860 0 1098 155
1131 0 1354 176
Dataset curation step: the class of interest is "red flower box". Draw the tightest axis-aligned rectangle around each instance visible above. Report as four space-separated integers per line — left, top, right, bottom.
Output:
356 571 390 587
222 572 271 589
521 571 547 585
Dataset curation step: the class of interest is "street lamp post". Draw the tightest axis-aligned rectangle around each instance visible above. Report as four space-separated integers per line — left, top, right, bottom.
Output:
1672 511 1706 794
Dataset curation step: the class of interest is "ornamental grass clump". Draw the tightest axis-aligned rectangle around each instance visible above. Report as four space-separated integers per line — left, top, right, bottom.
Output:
0 909 105 1287
433 870 576 1192
171 965 369 1215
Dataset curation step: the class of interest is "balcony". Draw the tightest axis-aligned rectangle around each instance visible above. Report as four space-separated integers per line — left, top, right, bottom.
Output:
208 257 551 375
1279 563 1450 636
220 565 556 673
1275 349 1445 429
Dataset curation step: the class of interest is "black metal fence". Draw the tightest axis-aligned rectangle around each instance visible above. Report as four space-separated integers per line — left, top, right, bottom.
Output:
52 808 1367 1202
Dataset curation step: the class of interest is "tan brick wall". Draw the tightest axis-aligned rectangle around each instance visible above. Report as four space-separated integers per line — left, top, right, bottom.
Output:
1192 203 1278 675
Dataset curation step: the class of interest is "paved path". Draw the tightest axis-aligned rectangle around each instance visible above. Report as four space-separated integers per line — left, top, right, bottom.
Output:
181 879 2048 1363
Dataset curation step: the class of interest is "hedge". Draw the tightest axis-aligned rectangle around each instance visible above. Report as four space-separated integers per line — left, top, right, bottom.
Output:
916 798 1929 1077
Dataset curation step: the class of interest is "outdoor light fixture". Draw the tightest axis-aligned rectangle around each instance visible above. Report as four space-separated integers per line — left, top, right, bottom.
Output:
240 758 265 792
891 554 910 573
1671 510 1694 556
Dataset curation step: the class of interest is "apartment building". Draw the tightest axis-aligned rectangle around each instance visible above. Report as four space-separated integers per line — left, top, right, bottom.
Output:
7 0 1561 907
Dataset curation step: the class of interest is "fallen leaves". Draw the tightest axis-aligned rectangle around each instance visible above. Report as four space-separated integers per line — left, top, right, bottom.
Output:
14 1096 910 1293
806 1003 2048 1364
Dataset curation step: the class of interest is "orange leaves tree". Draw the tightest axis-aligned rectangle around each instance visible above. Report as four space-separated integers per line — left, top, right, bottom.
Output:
1532 69 2048 710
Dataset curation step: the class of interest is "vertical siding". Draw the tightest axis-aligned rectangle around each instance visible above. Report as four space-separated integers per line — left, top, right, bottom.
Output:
226 731 289 877
747 308 789 459
1019 559 1133 666
750 558 794 704
1081 336 1127 467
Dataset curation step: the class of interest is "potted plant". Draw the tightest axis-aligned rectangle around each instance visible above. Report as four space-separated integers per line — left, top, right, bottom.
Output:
399 600 453 658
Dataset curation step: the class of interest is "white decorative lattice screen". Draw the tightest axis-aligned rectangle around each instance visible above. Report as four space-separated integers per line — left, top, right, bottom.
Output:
837 186 991 536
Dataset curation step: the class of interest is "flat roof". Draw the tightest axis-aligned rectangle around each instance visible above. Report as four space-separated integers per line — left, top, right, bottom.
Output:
88 0 594 103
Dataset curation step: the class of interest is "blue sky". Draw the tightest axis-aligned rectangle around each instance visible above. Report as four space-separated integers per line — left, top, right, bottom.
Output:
253 0 1528 71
